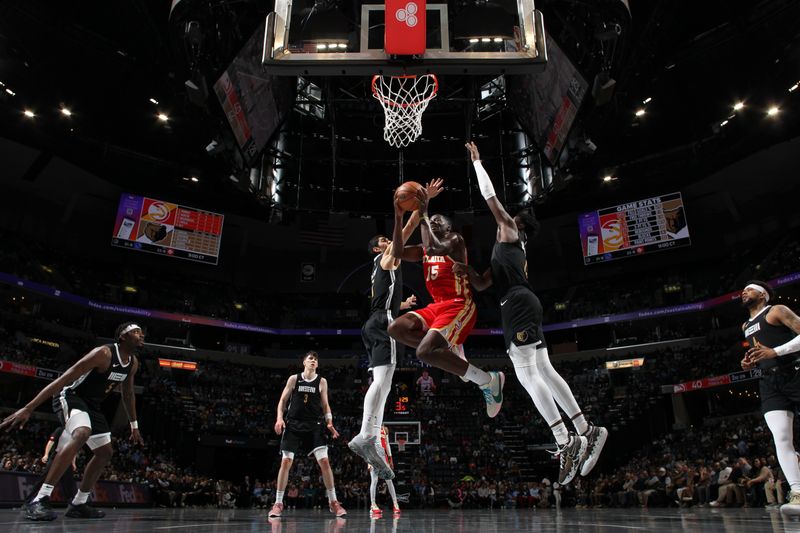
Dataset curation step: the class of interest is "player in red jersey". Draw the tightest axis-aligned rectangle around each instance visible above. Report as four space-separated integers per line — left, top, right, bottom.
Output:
368 426 400 518
389 187 505 417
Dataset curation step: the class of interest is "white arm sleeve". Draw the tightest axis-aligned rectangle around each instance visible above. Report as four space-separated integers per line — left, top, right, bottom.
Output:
473 160 496 200
774 335 800 357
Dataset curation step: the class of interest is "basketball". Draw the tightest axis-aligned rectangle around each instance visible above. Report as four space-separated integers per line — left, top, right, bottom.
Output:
395 181 423 212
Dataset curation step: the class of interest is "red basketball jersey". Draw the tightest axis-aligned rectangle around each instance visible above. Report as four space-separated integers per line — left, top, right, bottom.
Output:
423 252 471 303
385 0 426 55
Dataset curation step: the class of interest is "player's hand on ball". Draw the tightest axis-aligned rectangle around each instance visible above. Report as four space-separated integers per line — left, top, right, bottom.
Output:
327 424 339 439
426 178 444 199
415 187 429 213
393 194 405 215
274 419 286 435
465 141 480 161
746 345 777 362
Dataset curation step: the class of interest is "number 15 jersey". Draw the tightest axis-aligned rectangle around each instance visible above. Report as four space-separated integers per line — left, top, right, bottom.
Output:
423 251 471 303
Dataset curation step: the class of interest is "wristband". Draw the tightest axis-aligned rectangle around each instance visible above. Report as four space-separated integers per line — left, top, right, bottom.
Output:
324 413 333 422
130 420 139 430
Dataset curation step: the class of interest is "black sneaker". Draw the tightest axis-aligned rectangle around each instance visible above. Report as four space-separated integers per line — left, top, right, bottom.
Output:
25 496 57 521
579 425 608 477
65 503 106 518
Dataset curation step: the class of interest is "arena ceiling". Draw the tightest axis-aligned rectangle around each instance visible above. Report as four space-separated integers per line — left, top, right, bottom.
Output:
0 0 798 220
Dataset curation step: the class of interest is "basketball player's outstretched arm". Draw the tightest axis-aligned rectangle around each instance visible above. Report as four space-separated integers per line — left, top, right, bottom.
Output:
747 305 800 362
453 263 493 292
121 356 144 445
274 374 297 435
319 378 339 439
0 346 110 431
465 142 519 244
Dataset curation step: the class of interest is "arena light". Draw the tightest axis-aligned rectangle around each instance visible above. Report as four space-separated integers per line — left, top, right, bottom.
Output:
190 176 199 182
158 358 198 371
733 101 744 111
60 107 72 117
157 112 169 122
23 109 35 118
767 106 780 117
635 108 645 117
642 97 652 104
790 82 799 92
149 97 159 105
720 119 729 127
603 175 614 182
123 285 138 293
5 88 15 96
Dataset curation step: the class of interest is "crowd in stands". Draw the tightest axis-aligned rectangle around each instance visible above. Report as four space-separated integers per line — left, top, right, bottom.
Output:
1 228 798 334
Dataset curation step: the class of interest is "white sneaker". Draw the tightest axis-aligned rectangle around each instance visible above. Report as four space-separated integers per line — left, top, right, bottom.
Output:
348 434 394 479
579 425 608 476
781 491 800 515
478 371 505 418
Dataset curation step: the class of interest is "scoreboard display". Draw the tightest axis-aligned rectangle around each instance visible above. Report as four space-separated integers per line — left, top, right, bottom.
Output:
111 194 224 265
390 367 417 418
578 192 691 265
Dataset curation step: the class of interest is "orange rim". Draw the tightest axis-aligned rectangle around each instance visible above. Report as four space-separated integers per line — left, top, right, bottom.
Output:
371 74 439 109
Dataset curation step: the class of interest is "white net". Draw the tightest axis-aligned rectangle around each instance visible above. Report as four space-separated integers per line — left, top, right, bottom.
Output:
372 74 438 148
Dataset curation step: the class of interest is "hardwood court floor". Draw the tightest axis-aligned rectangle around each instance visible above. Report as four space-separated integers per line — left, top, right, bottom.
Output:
1 506 799 532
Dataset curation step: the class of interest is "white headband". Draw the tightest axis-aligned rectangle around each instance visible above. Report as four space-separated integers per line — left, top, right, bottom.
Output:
120 323 142 337
744 284 769 302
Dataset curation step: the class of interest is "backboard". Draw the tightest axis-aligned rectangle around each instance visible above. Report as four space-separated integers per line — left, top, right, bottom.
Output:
263 0 547 76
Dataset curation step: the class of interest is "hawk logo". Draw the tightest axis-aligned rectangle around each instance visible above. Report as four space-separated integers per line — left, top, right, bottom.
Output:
516 331 528 343
108 372 127 382
395 2 419 28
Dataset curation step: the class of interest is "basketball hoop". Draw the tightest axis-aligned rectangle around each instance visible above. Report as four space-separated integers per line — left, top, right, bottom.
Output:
372 74 438 148
397 438 407 452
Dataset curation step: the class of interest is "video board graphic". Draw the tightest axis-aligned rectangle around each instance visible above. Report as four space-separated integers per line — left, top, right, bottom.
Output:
111 194 224 265
578 192 691 265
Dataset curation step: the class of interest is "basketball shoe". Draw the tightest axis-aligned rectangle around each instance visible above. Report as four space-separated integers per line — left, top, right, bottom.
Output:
349 434 395 479
579 425 608 476
268 502 284 518
781 491 800 516
479 371 505 418
555 434 588 485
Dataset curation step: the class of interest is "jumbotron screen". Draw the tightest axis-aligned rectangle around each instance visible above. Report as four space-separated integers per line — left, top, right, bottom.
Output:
111 194 224 265
578 192 691 265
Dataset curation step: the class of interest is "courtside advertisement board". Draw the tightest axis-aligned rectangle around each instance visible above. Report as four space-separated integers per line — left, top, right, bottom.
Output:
111 194 224 265
578 192 691 265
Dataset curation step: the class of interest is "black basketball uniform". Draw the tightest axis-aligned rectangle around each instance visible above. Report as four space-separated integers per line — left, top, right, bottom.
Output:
744 306 800 414
361 253 404 367
280 373 327 456
52 343 133 437
492 240 544 350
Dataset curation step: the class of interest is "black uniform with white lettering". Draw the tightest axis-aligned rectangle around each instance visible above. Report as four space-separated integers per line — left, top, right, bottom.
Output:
361 253 404 367
743 306 800 414
52 343 133 436
492 240 544 350
280 373 327 456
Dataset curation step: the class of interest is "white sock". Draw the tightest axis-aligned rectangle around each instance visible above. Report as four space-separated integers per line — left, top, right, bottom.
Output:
327 488 337 503
765 410 800 492
34 483 54 502
370 469 379 507
275 490 285 504
386 479 398 506
552 421 570 446
72 490 90 506
464 364 491 386
571 412 589 435
360 365 395 438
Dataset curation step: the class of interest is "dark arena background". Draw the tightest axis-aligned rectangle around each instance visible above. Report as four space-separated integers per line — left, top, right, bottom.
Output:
1 0 800 531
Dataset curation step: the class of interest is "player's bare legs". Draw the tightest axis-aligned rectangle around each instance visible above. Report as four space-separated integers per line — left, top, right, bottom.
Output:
387 313 426 348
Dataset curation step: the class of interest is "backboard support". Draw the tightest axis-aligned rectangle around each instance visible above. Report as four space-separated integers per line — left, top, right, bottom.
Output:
263 1 547 76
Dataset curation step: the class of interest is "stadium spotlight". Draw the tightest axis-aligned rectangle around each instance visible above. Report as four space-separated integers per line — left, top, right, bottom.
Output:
635 108 645 117
733 101 744 111
767 106 780 117
60 107 72 117
157 112 169 122
23 109 35 118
